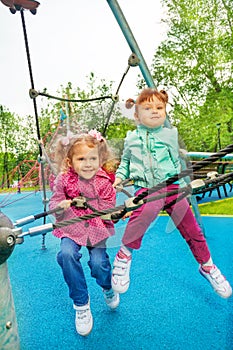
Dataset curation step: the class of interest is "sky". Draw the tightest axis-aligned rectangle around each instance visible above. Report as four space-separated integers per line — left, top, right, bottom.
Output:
0 0 168 118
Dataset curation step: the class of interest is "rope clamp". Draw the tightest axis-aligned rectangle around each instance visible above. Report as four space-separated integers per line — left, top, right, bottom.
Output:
37 155 46 164
124 197 144 211
128 53 140 67
190 179 206 190
71 196 88 208
111 94 119 102
207 171 218 179
29 88 39 99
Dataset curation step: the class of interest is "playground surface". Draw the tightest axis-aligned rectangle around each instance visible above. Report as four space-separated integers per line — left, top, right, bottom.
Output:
1 191 233 350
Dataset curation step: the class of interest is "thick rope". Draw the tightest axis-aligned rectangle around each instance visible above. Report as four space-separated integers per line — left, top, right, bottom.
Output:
33 90 113 103
194 172 233 196
13 170 232 229
0 191 37 208
53 186 192 229
52 164 233 229
20 10 49 248
133 144 233 204
102 64 131 136
20 11 41 145
53 205 125 228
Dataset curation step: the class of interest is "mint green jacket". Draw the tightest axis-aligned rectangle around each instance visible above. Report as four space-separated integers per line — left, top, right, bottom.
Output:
116 124 182 188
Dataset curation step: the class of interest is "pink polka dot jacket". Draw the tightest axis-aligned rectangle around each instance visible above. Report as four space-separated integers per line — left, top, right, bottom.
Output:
49 167 116 246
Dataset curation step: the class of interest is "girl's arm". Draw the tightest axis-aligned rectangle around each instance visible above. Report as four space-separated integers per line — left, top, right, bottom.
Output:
115 137 131 180
97 177 116 211
49 174 69 211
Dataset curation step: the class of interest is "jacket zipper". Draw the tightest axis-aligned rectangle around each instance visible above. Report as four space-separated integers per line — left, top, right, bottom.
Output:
146 131 156 182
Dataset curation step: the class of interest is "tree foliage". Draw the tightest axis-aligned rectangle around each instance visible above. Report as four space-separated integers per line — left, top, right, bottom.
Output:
150 0 233 151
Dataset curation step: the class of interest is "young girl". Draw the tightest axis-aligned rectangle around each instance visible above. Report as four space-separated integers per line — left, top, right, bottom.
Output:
111 88 232 299
49 130 119 337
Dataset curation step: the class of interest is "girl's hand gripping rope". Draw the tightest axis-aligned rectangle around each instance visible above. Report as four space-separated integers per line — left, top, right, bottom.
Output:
57 199 72 211
111 197 143 223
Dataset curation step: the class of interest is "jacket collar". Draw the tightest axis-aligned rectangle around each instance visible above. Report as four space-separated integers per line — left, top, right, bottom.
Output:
137 124 163 134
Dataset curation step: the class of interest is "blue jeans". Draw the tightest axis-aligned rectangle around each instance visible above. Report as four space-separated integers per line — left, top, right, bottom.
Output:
57 237 112 306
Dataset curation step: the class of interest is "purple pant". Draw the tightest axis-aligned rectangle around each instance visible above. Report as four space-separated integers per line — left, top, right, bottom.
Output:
122 185 210 264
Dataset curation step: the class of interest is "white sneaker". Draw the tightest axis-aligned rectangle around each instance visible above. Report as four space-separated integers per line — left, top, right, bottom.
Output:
74 300 93 336
111 249 132 293
103 288 120 309
199 264 232 299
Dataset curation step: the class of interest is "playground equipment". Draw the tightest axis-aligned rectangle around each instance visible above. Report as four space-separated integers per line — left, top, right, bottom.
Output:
0 213 20 350
1 1 233 348
0 0 39 14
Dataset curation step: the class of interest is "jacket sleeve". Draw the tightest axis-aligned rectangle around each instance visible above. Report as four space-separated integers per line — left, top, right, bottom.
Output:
115 133 131 180
49 174 67 213
170 127 181 171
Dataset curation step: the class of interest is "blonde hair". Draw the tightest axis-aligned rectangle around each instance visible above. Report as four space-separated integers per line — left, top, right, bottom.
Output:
53 132 113 174
126 88 168 112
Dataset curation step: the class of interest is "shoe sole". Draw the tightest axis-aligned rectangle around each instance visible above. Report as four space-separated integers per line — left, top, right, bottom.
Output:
76 317 93 336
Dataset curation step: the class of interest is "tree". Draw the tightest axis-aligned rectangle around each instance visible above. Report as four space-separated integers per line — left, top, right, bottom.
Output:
0 106 20 187
0 104 42 188
150 0 233 151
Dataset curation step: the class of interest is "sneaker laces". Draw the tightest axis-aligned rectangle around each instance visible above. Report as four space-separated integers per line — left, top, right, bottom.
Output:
76 308 90 322
209 266 226 284
104 289 114 298
104 289 115 301
113 251 131 276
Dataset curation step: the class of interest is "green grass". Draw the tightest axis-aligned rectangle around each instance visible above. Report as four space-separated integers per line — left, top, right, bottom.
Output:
0 186 40 194
160 197 233 216
198 197 233 216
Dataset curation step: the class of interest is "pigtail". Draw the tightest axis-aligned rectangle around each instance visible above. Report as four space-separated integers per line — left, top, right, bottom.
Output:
52 133 76 174
98 135 119 182
125 98 135 109
53 140 67 174
159 90 169 104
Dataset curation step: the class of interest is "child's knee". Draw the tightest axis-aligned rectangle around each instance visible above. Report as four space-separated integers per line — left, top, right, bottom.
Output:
89 254 110 276
57 246 81 266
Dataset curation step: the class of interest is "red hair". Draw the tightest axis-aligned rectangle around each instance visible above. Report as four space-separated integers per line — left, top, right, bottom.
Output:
125 88 168 110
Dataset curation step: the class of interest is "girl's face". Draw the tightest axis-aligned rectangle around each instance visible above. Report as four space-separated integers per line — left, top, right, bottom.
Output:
135 96 166 128
69 144 100 179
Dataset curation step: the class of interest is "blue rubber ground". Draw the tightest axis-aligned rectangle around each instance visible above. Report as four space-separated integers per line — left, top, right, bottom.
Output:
1 191 233 350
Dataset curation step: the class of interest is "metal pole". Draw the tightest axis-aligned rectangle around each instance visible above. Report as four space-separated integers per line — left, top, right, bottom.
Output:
0 263 20 350
106 0 155 88
106 0 205 233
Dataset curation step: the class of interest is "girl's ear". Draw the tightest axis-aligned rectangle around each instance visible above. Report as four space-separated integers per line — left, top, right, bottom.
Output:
134 112 139 121
66 157 72 168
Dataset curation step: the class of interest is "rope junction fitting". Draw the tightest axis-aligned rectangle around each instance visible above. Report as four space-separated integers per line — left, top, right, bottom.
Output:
128 53 140 67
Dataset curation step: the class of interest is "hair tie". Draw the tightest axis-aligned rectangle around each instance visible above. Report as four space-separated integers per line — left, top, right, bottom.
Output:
60 131 74 146
88 129 103 141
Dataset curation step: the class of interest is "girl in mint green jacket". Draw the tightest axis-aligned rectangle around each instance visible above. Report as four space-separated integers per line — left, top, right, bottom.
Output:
111 88 232 299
